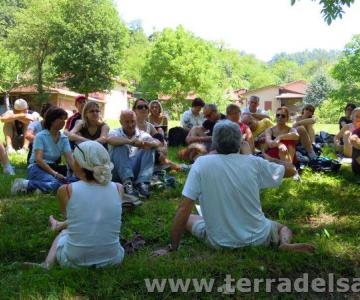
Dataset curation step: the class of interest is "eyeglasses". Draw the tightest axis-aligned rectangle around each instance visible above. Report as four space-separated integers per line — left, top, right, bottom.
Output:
74 143 86 161
276 113 287 119
88 109 100 113
136 104 148 110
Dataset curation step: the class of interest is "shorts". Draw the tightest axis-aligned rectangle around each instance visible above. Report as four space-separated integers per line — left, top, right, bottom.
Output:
191 219 283 247
55 230 78 268
264 221 283 247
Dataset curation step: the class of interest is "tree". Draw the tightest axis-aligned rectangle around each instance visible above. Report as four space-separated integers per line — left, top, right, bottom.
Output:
0 43 23 108
0 0 25 39
140 26 225 117
269 58 303 84
332 34 360 102
304 72 334 107
120 21 151 91
52 0 128 94
6 0 61 98
291 0 356 25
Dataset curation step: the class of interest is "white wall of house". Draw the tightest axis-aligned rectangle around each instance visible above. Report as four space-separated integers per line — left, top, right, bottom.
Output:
103 84 129 120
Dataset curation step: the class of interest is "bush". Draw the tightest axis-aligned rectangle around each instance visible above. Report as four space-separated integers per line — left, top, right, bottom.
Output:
317 98 343 124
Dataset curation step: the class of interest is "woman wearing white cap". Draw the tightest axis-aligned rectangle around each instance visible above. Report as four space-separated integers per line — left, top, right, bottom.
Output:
28 140 125 269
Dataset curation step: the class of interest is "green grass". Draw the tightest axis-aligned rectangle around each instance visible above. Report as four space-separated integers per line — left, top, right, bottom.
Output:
1 121 359 298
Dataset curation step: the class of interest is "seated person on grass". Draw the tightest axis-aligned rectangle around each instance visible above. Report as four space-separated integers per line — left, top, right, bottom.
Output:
154 120 314 255
25 141 125 269
149 100 168 137
334 108 360 158
11 107 77 195
0 98 39 155
226 103 255 153
68 101 109 149
339 103 356 130
108 110 160 199
292 104 316 144
265 107 299 165
350 127 360 176
242 114 273 151
242 95 269 120
181 98 205 132
0 143 15 175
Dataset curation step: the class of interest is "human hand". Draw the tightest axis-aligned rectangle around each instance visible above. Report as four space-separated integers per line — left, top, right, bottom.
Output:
54 172 67 183
278 143 287 152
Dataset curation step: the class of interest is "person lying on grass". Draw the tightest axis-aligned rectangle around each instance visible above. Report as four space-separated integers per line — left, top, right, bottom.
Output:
154 120 315 255
25 141 125 269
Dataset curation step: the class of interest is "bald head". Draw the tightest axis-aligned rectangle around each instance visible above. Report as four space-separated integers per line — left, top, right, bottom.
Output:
120 110 137 136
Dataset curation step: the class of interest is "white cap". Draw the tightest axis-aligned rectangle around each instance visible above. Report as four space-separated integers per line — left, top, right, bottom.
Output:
14 99 28 110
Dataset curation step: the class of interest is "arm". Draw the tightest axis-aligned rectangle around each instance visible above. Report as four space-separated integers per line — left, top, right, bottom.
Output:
262 153 296 177
95 124 109 144
293 117 316 127
334 125 348 146
275 128 299 142
350 134 360 150
138 137 161 149
107 132 132 146
35 150 67 182
181 112 192 131
265 128 277 148
57 184 71 217
68 121 88 143
244 127 255 153
25 128 36 142
1 112 34 124
185 127 212 144
170 197 194 250
251 112 270 120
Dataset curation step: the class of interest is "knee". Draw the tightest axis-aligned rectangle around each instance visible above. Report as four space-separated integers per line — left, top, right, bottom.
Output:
296 126 306 135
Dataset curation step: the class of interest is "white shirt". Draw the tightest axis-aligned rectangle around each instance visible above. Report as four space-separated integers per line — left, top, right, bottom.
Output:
182 154 285 248
181 108 204 129
108 127 152 157
242 107 268 115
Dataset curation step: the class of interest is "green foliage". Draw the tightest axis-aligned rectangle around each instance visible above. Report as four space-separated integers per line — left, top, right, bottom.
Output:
317 98 344 123
119 21 151 92
332 34 360 103
270 49 340 66
0 0 25 39
291 0 356 24
140 26 227 110
0 42 22 93
52 0 128 94
6 0 61 95
304 72 334 107
269 58 304 84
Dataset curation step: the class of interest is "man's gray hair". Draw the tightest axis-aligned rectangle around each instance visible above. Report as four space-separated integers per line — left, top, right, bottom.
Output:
212 120 242 154
351 107 360 121
204 103 218 113
249 95 260 103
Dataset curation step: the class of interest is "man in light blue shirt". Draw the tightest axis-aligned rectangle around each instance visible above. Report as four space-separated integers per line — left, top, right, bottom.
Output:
165 120 314 254
242 95 269 120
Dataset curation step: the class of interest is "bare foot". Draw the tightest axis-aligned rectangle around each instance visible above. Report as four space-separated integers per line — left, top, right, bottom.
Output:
48 215 58 232
279 243 315 253
23 262 50 269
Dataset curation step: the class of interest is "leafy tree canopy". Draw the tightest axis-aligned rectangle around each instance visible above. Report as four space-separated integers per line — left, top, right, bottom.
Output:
0 0 25 39
0 42 22 93
332 34 360 102
304 72 334 107
53 0 128 94
291 0 356 24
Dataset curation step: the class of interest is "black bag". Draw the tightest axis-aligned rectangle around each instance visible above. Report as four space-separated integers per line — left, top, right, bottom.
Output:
48 163 68 177
309 157 341 173
168 127 188 146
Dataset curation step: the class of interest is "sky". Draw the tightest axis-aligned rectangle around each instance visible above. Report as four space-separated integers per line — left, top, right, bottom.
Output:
115 0 360 61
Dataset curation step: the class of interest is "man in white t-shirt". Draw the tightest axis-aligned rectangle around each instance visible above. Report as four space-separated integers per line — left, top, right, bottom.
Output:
108 110 160 199
242 95 269 120
180 98 205 131
155 120 314 255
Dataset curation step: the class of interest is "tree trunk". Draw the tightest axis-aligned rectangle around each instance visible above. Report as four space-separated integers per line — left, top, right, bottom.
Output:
37 61 44 96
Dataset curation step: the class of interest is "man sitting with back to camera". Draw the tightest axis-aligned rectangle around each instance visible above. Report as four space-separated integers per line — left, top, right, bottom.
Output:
155 120 315 255
108 110 160 199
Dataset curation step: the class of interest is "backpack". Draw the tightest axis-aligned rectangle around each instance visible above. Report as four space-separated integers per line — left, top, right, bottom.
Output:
309 156 341 173
168 127 188 146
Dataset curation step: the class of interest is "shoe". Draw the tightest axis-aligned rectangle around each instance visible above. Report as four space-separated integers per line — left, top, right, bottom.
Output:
150 174 164 188
123 180 139 200
179 163 192 171
6 146 16 155
292 172 301 182
3 164 15 175
11 178 29 195
17 148 28 155
136 182 150 198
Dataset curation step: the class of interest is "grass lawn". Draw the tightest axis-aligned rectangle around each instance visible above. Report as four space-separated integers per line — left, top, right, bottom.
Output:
1 122 360 298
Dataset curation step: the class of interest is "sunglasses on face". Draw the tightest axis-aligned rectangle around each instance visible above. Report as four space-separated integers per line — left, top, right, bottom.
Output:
276 113 287 119
136 104 148 110
88 109 100 113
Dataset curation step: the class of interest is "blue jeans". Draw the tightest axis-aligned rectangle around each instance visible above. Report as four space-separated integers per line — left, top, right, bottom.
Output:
27 164 78 193
110 145 155 184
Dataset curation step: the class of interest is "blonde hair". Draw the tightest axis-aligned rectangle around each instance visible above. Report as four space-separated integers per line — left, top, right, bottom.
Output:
149 100 163 115
82 101 103 128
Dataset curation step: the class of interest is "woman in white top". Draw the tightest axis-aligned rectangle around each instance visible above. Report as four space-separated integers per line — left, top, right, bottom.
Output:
33 141 125 268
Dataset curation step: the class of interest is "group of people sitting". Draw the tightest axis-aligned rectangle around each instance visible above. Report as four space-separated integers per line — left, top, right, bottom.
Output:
0 95 359 269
